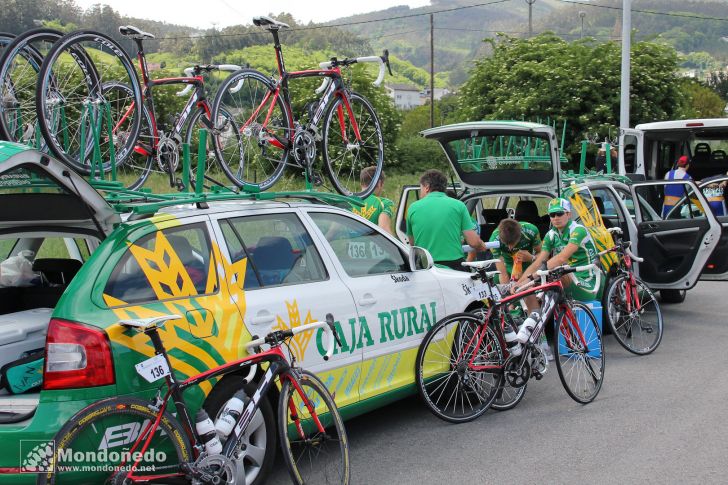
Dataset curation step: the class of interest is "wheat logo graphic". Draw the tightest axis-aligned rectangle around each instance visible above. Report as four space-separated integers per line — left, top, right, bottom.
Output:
20 440 55 473
274 300 315 361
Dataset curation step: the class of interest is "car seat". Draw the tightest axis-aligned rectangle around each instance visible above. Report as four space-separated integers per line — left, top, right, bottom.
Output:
710 149 727 162
19 259 83 310
250 236 298 286
480 208 509 242
691 143 712 179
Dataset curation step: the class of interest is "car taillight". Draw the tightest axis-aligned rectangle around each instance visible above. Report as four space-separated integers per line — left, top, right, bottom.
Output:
43 319 115 390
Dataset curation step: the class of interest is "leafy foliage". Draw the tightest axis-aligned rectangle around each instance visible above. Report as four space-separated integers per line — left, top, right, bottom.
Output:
679 78 726 118
454 34 686 156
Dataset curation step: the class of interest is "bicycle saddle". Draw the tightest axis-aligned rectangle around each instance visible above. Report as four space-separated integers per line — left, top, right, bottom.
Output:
252 16 290 30
119 25 155 40
119 315 181 331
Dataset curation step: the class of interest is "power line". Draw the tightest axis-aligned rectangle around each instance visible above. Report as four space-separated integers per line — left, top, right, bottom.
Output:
557 0 728 23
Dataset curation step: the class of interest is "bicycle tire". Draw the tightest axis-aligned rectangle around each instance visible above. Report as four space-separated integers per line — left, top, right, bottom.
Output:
321 91 384 198
277 369 350 485
415 312 502 423
37 396 192 485
491 375 527 411
36 30 142 175
186 105 240 190
211 68 289 191
553 301 605 404
606 274 663 355
0 29 62 146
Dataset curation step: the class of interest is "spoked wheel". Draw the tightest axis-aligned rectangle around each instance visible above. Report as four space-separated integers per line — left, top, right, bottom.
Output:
415 312 503 423
278 370 350 485
212 68 289 191
606 274 663 355
553 302 605 404
491 371 527 411
187 106 241 190
0 28 62 148
35 30 142 176
321 91 384 198
37 397 191 484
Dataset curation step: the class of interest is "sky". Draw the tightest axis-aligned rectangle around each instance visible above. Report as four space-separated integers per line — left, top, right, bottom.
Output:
73 0 433 28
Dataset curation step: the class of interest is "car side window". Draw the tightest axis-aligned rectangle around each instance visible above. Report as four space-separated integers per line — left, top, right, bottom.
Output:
104 223 217 305
0 238 18 260
221 213 327 290
310 212 408 277
634 183 707 221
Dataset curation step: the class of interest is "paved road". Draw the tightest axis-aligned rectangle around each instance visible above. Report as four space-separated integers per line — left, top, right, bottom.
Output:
271 281 728 484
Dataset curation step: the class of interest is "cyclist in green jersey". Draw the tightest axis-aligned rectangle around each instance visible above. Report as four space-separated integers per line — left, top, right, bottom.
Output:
350 166 394 234
491 218 542 312
519 197 603 302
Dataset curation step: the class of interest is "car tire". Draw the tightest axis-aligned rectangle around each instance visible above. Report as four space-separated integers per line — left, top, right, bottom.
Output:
659 289 686 304
204 375 276 485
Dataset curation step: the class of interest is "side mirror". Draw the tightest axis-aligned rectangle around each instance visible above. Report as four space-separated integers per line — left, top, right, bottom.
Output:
409 246 433 271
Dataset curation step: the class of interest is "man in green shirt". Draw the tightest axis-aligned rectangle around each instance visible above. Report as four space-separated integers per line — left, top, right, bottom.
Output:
491 218 542 313
350 166 394 234
520 197 603 301
406 169 486 271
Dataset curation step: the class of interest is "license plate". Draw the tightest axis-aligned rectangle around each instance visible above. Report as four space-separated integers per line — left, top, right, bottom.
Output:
135 354 171 383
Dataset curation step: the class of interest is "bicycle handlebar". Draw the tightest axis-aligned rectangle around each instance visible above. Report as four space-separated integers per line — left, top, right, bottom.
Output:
176 64 242 96
245 315 339 361
462 240 500 254
315 50 391 94
532 263 598 284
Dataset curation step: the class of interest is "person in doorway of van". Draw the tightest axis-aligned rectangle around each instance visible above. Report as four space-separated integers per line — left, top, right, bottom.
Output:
700 172 728 217
350 166 394 234
518 197 603 303
407 169 487 271
662 155 692 217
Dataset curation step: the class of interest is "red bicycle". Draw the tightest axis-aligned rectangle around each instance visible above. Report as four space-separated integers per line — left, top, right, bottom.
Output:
42 315 349 485
209 16 389 197
601 227 663 355
415 260 605 423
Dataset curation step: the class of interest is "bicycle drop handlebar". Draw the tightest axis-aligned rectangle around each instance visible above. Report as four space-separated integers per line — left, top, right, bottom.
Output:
245 313 340 361
600 227 644 262
176 64 242 96
315 49 392 94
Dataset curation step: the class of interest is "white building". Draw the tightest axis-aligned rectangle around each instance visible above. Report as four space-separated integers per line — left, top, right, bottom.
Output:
385 84 424 110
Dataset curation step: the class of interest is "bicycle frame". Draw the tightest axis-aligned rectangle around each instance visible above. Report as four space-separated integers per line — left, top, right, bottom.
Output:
243 28 363 159
116 329 322 483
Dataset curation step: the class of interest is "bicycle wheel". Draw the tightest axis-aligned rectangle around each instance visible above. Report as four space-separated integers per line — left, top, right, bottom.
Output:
415 312 502 423
36 30 142 175
212 68 289 191
37 397 192 484
0 29 62 147
100 81 152 189
553 301 605 404
185 106 241 190
278 369 350 485
606 274 663 355
321 91 384 198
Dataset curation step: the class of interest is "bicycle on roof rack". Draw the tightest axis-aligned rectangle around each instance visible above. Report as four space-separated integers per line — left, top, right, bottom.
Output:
210 15 391 198
34 26 242 191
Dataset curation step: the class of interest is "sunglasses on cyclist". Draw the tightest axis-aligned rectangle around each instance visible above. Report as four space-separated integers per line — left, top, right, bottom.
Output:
549 211 566 218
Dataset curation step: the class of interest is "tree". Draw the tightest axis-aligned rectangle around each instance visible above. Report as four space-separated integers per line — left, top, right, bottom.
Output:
679 79 726 119
454 34 686 156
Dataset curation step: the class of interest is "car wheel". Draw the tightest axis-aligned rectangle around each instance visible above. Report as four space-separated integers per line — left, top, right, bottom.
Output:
659 289 686 304
204 375 276 485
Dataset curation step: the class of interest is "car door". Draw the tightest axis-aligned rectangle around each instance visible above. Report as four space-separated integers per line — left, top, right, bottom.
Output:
394 185 420 245
629 180 721 289
305 209 446 402
212 208 362 408
618 128 645 175
699 176 728 280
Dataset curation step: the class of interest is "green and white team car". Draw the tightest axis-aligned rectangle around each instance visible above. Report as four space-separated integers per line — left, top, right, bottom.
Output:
0 141 490 484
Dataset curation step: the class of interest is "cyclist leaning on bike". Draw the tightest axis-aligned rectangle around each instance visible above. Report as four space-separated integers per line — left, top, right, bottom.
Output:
518 197 604 302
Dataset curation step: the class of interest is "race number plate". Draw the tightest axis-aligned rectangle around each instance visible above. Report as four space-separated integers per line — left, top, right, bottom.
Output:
348 241 368 259
135 354 171 383
468 280 493 300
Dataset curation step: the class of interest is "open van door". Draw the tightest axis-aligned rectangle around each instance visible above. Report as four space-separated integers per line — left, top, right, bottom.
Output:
629 180 720 290
618 128 644 176
394 185 419 245
698 175 728 280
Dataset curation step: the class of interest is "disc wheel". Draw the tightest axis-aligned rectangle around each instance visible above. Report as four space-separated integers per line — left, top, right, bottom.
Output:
606 274 663 355
415 312 503 423
321 91 384 198
211 68 289 191
37 397 191 484
278 370 350 485
553 302 605 404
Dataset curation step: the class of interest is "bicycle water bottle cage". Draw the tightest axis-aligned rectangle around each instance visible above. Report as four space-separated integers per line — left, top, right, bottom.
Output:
119 25 155 40
252 16 290 30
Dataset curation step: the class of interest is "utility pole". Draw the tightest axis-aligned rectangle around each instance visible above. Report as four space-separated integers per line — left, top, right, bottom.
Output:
620 0 631 130
525 0 536 38
430 13 435 128
579 11 586 39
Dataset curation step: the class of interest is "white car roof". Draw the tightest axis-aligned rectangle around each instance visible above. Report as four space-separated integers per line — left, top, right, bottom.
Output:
634 118 728 131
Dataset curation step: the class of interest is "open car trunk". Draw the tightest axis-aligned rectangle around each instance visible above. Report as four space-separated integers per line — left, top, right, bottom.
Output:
0 142 118 423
